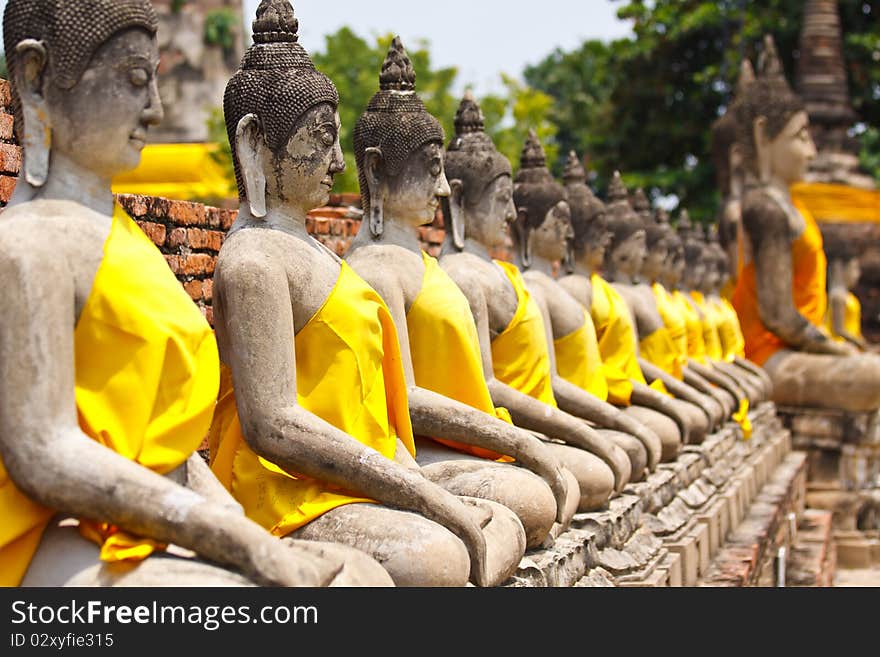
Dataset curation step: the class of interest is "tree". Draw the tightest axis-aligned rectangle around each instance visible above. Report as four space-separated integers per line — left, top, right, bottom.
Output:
525 0 880 218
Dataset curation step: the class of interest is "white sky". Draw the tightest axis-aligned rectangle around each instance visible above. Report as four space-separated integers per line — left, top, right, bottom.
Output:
0 1 633 94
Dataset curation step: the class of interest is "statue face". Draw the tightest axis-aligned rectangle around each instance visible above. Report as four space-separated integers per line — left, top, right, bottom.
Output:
682 256 705 290
44 28 162 179
665 249 685 287
845 258 861 290
641 239 668 282
531 201 573 262
268 103 344 212
610 229 647 278
703 257 720 291
764 110 816 185
467 174 516 249
385 142 450 226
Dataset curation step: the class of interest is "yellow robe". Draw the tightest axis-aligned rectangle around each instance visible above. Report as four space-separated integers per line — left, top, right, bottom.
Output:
407 252 512 461
653 283 689 377
673 289 708 364
0 204 219 586
825 291 864 343
714 297 746 362
491 261 557 407
209 261 415 537
691 291 725 362
553 310 609 402
590 275 648 405
639 327 683 380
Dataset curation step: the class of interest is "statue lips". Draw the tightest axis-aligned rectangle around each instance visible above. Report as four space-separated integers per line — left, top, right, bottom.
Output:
129 129 148 150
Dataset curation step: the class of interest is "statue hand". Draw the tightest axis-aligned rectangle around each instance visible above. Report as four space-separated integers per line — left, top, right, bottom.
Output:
247 535 344 587
633 425 662 472
443 497 490 586
608 443 632 494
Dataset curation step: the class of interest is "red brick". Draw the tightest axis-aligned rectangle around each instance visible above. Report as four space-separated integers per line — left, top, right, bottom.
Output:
202 278 213 302
0 143 22 174
426 228 445 244
305 216 315 233
165 254 184 275
0 114 14 141
136 221 166 247
204 305 214 327
184 279 203 301
119 194 149 218
332 238 350 257
0 175 17 204
187 228 224 251
182 254 215 276
329 218 345 236
219 209 237 230
426 244 441 258
167 200 207 227
167 227 187 249
0 80 10 109
312 217 330 235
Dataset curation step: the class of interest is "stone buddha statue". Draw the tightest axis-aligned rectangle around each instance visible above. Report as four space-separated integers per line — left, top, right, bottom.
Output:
439 106 632 510
711 59 756 290
0 0 389 587
210 1 525 587
823 233 868 351
731 35 880 412
507 142 662 481
558 168 706 459
344 42 573 550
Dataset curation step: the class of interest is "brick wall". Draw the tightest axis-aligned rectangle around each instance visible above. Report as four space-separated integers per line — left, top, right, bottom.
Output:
0 81 21 209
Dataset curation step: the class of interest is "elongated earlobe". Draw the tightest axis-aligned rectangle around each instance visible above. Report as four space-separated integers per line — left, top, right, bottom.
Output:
516 209 531 268
364 147 384 237
14 40 50 188
752 116 770 184
235 114 267 218
448 179 466 250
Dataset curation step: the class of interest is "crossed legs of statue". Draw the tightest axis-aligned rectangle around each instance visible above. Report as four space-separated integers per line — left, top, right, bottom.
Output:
764 350 880 412
412 437 579 549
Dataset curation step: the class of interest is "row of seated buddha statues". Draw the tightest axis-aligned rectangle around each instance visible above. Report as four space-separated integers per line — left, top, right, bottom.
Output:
0 0 792 589
710 34 880 413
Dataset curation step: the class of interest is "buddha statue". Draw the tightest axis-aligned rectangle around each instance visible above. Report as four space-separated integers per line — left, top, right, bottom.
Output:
731 35 880 412
558 168 703 459
710 59 757 292
210 1 524 587
0 0 389 587
823 234 868 351
507 141 663 481
344 43 573 550
439 107 632 510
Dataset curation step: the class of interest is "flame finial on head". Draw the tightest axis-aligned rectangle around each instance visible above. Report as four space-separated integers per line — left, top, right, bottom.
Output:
607 171 629 204
252 0 299 43
563 151 587 184
519 129 546 170
379 36 416 91
454 89 484 135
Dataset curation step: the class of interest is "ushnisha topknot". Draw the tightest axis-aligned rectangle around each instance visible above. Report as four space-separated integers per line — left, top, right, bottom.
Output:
3 0 158 142
223 0 339 201
563 151 607 259
710 58 756 194
676 208 693 239
444 90 512 205
734 34 806 174
513 130 567 231
354 36 445 213
646 204 673 251
631 188 652 224
604 171 644 245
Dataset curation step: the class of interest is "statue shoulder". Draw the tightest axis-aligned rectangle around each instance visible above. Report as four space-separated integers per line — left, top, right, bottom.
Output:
741 187 791 246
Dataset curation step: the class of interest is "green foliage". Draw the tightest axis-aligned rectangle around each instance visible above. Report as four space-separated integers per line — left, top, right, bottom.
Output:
860 126 880 184
204 9 239 54
206 107 237 198
171 0 188 13
525 0 880 218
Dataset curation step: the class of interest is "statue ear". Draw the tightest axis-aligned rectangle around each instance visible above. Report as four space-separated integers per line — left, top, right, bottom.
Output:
516 208 532 268
235 114 267 218
752 116 771 183
447 178 466 250
364 147 384 237
13 40 50 188
563 236 575 274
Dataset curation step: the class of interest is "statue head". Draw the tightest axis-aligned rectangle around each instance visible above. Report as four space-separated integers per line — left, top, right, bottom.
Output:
354 37 449 237
563 150 610 273
3 0 161 188
603 171 646 279
443 91 514 250
734 35 816 186
702 223 724 292
224 0 343 219
642 204 673 283
682 218 707 290
512 130 572 268
660 210 689 288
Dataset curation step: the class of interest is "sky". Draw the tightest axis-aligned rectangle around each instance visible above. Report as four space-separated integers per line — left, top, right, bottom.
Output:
247 0 634 93
0 1 633 94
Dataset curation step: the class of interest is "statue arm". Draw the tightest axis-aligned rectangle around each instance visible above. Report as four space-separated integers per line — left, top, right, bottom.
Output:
359 269 569 523
682 366 732 419
215 256 492 583
0 248 329 587
638 358 720 428
449 269 630 492
687 359 746 404
829 287 866 350
743 196 846 355
629 382 691 444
